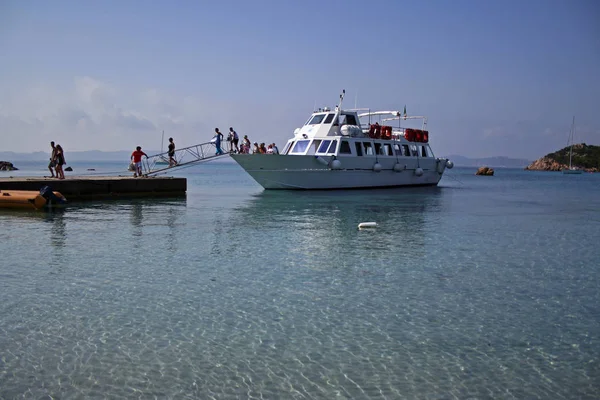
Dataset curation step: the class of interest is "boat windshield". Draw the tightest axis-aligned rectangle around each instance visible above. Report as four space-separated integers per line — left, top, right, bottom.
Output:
290 140 310 154
317 140 331 153
306 114 326 125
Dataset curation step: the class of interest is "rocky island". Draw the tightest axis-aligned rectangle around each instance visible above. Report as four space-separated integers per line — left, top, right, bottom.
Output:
525 143 600 172
0 161 18 171
475 166 494 176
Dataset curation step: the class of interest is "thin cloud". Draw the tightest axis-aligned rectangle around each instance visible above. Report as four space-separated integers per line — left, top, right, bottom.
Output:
0 77 250 152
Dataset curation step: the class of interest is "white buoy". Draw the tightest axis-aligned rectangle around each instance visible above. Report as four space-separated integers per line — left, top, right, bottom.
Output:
415 167 424 176
373 162 382 172
446 160 454 169
358 222 377 229
331 159 342 170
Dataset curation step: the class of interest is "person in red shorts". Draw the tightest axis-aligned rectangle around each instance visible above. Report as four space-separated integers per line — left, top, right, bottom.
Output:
130 146 148 177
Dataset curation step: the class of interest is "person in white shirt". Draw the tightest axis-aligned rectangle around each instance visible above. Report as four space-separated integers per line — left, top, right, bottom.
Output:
229 127 239 153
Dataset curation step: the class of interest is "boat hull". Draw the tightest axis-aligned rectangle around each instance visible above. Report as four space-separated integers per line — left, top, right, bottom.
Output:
231 154 446 189
562 169 583 175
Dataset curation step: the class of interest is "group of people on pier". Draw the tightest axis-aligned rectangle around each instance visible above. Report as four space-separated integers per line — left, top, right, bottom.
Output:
47 141 67 179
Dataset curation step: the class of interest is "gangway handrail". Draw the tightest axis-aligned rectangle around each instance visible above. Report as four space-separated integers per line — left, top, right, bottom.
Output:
141 141 229 176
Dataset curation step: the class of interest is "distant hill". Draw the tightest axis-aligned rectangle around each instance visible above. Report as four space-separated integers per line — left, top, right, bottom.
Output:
525 143 600 172
445 155 531 168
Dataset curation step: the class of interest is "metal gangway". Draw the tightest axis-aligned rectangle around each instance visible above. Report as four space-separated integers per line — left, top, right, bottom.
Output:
140 141 230 176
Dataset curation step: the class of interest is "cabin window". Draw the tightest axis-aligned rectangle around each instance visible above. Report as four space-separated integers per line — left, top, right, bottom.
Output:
363 142 374 155
374 143 382 155
307 114 326 125
324 114 335 124
409 144 418 157
283 141 294 154
425 145 435 158
402 145 410 157
345 115 357 125
355 142 363 156
327 140 338 154
419 145 434 158
339 141 352 154
333 114 348 126
383 143 393 156
393 144 402 156
307 140 322 155
291 140 310 154
317 140 331 153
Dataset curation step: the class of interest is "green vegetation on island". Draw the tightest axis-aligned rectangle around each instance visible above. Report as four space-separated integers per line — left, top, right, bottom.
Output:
525 143 600 172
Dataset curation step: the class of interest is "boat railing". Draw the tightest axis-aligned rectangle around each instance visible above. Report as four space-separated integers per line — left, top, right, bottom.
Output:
142 141 229 176
346 108 428 130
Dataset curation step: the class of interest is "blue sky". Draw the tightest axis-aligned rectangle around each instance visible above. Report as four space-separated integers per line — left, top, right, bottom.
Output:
1 0 598 158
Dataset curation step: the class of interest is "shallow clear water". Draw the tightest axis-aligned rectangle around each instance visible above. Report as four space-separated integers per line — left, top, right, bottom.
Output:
1 161 599 399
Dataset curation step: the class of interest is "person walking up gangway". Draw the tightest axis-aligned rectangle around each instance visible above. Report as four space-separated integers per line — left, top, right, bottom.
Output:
213 128 224 155
168 137 178 167
229 127 239 153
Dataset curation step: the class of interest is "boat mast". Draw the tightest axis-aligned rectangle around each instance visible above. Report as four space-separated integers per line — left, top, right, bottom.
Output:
338 89 345 110
569 116 575 169
333 89 345 125
161 130 165 153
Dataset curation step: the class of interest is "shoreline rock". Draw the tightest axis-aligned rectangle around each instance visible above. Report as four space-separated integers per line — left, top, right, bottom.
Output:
524 157 564 171
0 161 18 171
525 144 599 172
475 166 494 176
524 157 599 172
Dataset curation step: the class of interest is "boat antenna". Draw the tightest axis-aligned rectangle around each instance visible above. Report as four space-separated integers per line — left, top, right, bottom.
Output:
339 89 345 110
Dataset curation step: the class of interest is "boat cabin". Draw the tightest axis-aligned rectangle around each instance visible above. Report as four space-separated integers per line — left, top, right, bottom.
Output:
282 108 436 160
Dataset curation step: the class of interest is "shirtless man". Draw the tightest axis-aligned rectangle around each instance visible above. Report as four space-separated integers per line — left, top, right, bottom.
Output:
168 137 177 167
48 141 57 178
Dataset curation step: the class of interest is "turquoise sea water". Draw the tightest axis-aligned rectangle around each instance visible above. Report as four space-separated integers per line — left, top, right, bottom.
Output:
1 160 599 399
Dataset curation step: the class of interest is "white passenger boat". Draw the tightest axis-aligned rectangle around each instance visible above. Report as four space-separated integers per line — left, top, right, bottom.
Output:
231 90 454 189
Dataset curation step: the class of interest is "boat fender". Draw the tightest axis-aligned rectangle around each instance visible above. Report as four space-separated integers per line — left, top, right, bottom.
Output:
358 222 377 229
446 160 454 169
314 156 329 166
436 159 445 173
373 162 382 172
393 163 404 172
331 159 342 170
415 167 424 177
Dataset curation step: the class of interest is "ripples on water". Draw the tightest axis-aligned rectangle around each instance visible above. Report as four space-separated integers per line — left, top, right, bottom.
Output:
1 162 599 399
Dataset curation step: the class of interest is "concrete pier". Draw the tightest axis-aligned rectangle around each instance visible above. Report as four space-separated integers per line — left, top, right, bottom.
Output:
0 176 186 201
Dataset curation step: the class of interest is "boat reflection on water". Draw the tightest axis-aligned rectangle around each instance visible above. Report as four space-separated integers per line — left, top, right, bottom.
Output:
231 187 448 270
